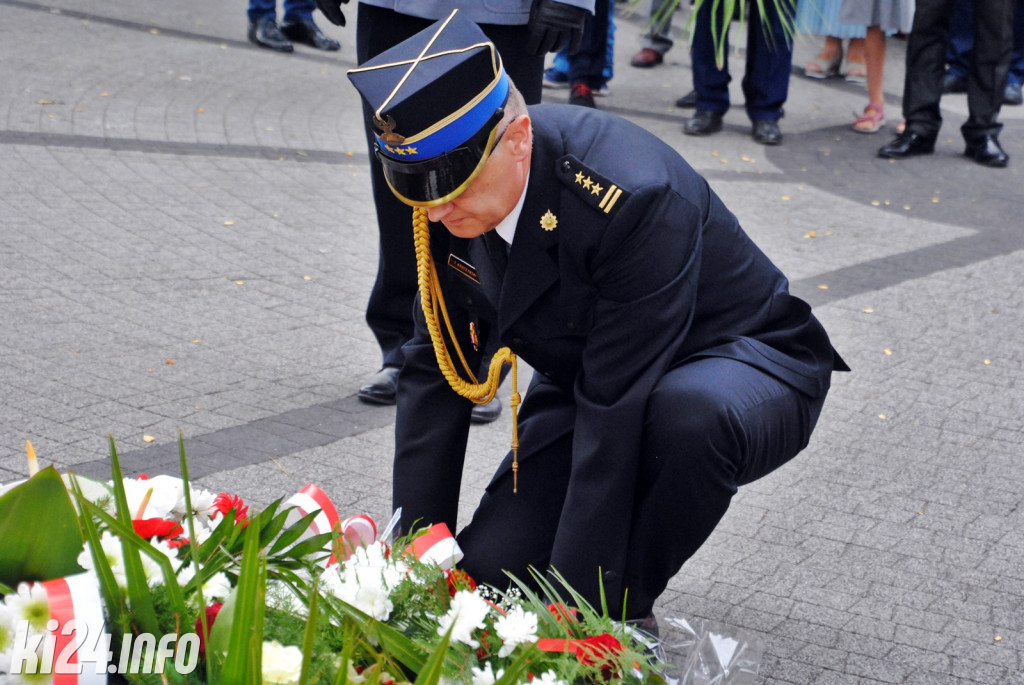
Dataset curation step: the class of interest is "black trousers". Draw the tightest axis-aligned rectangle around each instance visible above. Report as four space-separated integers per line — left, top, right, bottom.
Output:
356 6 545 369
456 357 829 620
903 0 1014 142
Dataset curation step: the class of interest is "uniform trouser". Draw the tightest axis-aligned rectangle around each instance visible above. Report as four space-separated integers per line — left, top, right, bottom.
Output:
356 5 545 369
457 356 828 620
247 0 314 24
689 0 795 121
903 0 1014 142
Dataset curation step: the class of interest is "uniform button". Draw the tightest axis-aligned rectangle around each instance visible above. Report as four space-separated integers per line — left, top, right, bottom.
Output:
561 160 571 173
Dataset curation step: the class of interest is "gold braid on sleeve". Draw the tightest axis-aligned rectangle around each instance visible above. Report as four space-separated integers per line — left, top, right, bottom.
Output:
412 207 522 493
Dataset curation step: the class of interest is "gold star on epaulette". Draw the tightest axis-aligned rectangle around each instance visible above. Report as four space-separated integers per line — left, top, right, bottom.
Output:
540 210 557 231
557 155 632 217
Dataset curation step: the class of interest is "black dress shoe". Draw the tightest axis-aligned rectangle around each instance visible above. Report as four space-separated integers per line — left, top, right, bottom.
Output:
964 135 1009 167
751 118 782 145
942 72 968 94
1005 81 1023 106
281 17 340 51
877 131 936 159
683 109 723 136
470 397 502 424
358 367 400 405
248 17 293 52
674 89 698 109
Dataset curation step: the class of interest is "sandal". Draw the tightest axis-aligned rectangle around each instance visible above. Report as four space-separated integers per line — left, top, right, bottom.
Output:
853 102 884 133
845 60 867 84
805 51 843 79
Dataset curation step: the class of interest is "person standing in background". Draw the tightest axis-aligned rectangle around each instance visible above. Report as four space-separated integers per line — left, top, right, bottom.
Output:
878 0 1013 167
247 0 340 52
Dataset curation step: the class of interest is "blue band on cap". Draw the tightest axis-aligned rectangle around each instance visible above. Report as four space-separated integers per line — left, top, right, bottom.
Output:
376 70 509 162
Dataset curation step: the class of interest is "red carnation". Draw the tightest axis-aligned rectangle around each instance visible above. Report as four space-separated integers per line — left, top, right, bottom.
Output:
212 493 249 527
195 602 223 657
445 568 477 597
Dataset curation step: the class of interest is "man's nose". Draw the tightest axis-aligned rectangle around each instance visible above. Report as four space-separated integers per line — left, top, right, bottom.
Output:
427 202 453 222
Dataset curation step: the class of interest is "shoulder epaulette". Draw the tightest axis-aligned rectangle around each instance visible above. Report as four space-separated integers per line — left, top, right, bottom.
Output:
556 155 631 217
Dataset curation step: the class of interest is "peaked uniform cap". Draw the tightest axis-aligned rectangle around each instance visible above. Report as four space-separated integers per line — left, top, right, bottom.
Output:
348 10 510 207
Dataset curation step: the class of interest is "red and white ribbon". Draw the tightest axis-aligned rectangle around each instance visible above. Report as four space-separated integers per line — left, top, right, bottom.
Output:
40 573 108 684
285 484 341 537
408 522 463 570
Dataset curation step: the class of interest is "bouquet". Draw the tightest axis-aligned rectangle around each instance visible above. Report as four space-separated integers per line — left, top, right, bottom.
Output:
0 438 667 685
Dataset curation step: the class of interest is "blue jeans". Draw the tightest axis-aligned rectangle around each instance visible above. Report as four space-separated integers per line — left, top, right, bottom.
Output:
247 0 315 24
691 0 796 121
947 0 1024 87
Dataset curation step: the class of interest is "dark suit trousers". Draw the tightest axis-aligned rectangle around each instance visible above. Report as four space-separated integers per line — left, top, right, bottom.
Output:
456 356 828 619
356 5 544 369
903 0 1014 142
689 0 796 121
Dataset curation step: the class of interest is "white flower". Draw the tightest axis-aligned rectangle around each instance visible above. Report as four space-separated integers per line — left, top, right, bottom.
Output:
2 583 50 632
436 590 491 648
120 475 183 519
0 603 16 657
77 532 128 588
471 662 505 685
321 542 407 621
533 670 568 685
176 566 232 601
494 605 538 657
261 640 303 685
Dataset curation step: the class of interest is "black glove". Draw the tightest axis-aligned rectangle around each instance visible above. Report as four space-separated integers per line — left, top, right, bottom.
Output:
526 0 589 55
315 0 349 27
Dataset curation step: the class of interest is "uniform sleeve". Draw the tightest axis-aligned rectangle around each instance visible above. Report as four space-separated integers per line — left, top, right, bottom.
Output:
547 184 705 608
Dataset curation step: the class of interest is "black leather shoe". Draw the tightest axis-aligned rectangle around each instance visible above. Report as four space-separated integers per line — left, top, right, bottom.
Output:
248 17 294 52
470 397 502 424
877 131 936 159
964 135 1009 167
281 17 340 51
942 72 968 94
752 119 782 145
674 89 698 109
683 109 723 136
1005 81 1023 106
358 367 400 405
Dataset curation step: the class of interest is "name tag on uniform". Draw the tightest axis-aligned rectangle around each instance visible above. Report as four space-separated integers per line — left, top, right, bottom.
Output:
447 254 480 283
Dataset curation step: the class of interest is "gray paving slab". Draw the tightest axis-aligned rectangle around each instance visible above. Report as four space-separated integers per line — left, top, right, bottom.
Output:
1 0 1023 682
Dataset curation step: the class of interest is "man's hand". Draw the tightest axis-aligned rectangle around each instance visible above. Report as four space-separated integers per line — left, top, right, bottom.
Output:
315 0 350 27
526 0 588 55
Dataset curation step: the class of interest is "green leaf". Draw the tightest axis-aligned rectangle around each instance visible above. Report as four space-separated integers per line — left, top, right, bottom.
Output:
218 520 266 683
104 437 161 636
412 624 452 685
268 510 322 555
0 466 85 586
298 577 320 685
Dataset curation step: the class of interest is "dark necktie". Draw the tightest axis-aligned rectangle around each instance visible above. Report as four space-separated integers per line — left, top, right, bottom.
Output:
484 230 509 279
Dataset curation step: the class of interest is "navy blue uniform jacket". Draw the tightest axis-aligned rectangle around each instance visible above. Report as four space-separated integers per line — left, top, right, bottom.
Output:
393 104 846 600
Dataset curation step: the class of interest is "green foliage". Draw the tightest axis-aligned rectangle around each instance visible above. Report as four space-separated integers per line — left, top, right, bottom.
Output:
0 466 85 586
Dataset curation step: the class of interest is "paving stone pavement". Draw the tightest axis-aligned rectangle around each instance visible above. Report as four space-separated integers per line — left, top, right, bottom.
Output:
1 1 1022 682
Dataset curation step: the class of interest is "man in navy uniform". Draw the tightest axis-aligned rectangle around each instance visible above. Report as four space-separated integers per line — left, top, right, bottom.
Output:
349 11 848 620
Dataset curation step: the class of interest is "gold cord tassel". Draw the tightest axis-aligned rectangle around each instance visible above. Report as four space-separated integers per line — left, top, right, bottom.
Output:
413 208 522 492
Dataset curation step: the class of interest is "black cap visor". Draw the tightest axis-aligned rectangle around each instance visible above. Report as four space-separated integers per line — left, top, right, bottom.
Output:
376 109 504 207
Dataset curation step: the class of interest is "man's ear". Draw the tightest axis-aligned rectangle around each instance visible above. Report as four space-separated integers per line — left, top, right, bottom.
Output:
505 115 532 161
